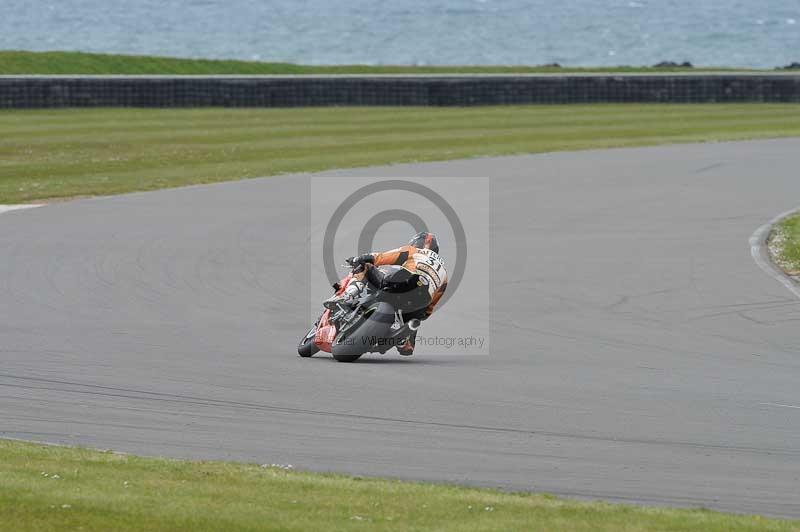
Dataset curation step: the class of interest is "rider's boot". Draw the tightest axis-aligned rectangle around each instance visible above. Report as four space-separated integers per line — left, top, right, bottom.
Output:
323 281 363 310
397 329 418 356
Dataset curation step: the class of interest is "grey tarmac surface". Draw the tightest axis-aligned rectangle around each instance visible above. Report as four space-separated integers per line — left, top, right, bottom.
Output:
2 139 800 518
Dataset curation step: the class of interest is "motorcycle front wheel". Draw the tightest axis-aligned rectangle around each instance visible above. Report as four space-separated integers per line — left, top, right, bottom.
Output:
297 325 320 357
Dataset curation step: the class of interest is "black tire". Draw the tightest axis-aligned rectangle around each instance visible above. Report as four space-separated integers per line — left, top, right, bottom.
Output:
297 325 320 357
332 302 394 363
331 352 362 363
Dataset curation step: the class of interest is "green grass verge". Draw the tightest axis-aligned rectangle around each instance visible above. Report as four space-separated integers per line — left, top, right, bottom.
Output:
1 439 796 531
768 212 800 276
0 51 760 75
2 104 800 203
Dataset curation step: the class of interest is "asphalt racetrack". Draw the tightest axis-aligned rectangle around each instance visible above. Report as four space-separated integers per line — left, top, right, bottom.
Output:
2 139 800 518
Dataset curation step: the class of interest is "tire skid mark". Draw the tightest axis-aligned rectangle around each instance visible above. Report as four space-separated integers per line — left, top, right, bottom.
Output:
2 373 799 457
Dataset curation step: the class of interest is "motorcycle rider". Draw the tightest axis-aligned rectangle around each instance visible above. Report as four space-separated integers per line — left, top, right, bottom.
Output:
324 231 448 356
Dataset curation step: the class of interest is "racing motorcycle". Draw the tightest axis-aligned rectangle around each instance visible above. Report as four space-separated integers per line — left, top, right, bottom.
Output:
298 264 424 363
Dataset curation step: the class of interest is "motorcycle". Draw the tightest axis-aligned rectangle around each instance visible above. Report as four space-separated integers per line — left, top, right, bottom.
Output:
298 264 423 363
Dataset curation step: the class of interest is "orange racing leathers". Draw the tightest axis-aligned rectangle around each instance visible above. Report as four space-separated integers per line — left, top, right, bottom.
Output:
363 245 448 319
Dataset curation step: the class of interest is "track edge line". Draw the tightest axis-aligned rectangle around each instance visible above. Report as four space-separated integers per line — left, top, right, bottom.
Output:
749 207 800 300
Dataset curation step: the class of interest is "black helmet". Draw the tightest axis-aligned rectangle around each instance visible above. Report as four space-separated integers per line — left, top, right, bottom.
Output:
409 231 439 253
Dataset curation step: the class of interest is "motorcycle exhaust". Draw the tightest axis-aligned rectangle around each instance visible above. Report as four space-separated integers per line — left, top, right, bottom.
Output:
408 318 422 331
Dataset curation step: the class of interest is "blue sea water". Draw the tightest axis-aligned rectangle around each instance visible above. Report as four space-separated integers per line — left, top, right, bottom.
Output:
1 0 798 68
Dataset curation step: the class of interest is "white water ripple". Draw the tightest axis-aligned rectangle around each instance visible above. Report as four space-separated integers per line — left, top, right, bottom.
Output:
1 0 798 68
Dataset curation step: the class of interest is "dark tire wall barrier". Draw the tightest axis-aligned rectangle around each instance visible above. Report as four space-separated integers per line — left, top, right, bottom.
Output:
2 75 800 108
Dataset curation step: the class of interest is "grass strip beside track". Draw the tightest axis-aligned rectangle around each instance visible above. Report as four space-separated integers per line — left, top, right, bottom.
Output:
768 212 800 277
2 104 800 203
1 439 797 531
0 51 758 75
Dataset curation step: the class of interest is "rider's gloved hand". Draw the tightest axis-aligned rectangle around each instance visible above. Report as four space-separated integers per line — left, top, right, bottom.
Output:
346 254 374 268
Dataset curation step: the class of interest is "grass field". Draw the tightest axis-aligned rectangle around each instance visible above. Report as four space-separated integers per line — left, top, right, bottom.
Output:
768 212 800 276
0 51 758 75
1 439 797 532
3 104 800 203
